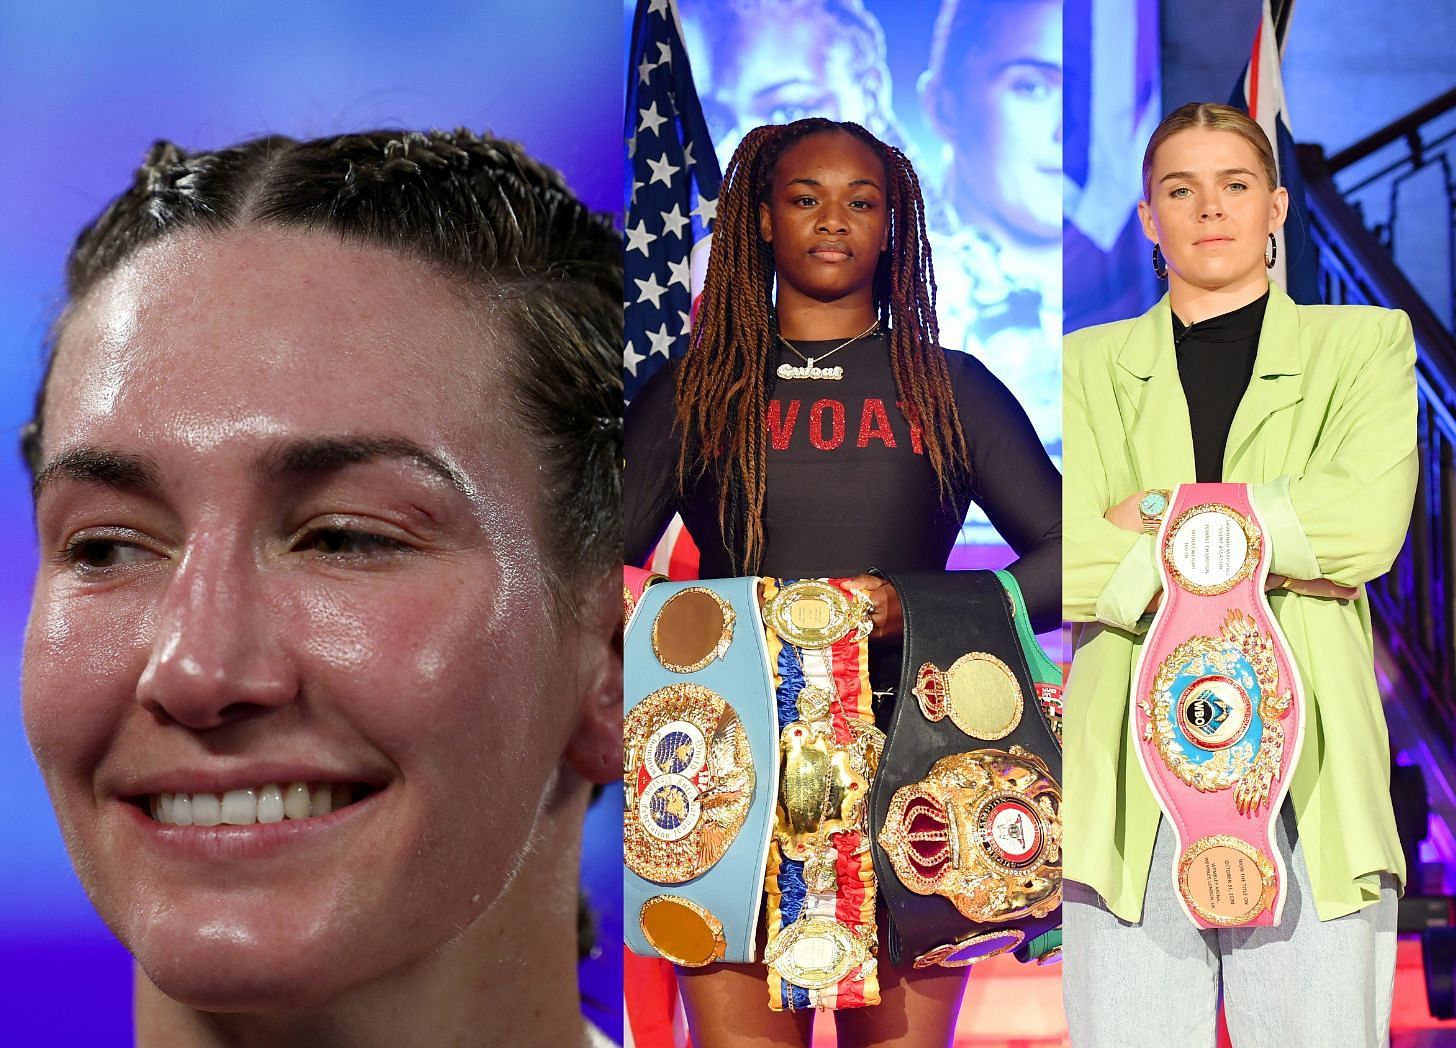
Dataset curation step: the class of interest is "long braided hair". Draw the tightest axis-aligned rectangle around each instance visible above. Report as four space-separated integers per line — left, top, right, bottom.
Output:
674 118 971 572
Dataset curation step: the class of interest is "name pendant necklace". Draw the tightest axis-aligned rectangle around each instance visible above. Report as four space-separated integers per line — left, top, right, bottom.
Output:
775 318 880 382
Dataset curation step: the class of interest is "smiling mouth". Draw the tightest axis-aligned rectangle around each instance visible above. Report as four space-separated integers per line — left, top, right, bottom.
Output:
137 782 378 826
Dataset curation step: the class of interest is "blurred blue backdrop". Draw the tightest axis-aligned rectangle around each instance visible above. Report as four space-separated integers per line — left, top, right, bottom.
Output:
0 2 622 1043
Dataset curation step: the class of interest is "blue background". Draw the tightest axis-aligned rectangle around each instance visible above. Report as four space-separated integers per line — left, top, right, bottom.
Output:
0 2 622 1043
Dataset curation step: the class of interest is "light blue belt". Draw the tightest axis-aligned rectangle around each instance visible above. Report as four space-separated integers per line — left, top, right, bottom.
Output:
623 577 780 965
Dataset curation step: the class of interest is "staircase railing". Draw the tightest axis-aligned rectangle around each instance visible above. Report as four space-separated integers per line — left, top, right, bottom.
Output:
1300 101 1456 750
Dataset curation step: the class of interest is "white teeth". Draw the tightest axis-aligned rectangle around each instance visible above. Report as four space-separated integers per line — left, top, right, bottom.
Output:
148 781 364 825
284 782 311 820
221 788 257 825
258 785 284 824
192 793 222 826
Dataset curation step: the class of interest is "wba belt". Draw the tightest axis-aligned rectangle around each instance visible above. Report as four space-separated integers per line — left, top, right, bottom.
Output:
623 577 780 965
761 578 883 1012
1132 483 1304 928
869 570 1063 968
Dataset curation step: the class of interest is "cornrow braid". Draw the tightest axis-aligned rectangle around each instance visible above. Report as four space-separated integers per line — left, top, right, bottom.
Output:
29 128 622 601
675 118 971 572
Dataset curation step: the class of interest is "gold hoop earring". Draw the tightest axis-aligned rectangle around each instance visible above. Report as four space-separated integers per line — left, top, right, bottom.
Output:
1152 244 1168 280
1265 233 1278 270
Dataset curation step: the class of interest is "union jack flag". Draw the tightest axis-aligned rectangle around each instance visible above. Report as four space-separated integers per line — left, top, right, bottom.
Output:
624 0 722 403
1231 0 1319 302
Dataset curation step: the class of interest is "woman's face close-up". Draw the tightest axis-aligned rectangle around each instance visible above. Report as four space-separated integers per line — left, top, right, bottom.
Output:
758 131 890 308
1139 126 1289 294
932 0 1063 242
22 226 577 1011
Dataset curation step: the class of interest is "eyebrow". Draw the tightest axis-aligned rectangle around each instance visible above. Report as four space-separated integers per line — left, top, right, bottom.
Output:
254 436 469 495
786 177 883 190
1159 167 1260 184
33 435 469 503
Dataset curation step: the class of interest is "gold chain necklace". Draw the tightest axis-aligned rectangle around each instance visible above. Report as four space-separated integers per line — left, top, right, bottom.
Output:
774 319 880 382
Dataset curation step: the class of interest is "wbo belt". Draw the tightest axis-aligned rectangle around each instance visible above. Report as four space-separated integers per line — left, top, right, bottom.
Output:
869 570 1063 969
761 578 883 1012
1132 483 1304 928
623 577 781 966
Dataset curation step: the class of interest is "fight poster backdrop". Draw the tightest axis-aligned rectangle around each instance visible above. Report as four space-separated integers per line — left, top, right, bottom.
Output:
673 0 1062 564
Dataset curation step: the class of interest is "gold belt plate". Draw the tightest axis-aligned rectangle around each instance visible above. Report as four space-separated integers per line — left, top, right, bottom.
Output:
764 915 871 989
763 579 869 649
913 651 1024 740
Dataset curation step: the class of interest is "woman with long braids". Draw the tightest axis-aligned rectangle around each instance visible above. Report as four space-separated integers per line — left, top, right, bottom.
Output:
626 117 1060 1046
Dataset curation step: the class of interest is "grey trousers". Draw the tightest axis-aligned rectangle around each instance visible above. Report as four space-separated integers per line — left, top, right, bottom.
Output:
1063 807 1398 1048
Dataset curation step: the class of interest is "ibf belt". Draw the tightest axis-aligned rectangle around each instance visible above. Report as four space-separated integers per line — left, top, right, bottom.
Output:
869 570 1062 969
1131 483 1304 928
761 578 883 1012
623 577 780 965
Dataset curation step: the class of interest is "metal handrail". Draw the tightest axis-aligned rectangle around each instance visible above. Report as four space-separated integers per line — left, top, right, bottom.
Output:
1300 143 1456 748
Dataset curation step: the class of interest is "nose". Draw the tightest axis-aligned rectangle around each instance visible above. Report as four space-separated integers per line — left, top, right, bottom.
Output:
1200 196 1225 220
136 537 298 729
815 205 850 236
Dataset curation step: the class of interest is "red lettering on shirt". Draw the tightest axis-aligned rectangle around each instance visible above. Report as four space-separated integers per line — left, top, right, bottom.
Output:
897 401 925 455
809 399 846 450
767 399 800 450
857 398 896 448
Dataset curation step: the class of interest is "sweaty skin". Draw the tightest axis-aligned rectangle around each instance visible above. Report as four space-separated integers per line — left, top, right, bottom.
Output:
25 226 617 1048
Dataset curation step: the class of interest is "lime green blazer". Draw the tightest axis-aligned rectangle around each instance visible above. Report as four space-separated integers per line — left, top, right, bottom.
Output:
1063 282 1418 921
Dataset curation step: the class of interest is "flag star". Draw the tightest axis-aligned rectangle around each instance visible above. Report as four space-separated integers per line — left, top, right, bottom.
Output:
625 219 658 256
692 194 717 225
648 0 669 17
631 179 643 205
635 272 669 309
624 339 645 377
678 310 692 337
626 132 637 159
668 257 691 289
647 322 675 358
683 141 695 168
637 55 656 85
638 101 668 137
659 204 689 239
647 152 682 187
655 40 673 65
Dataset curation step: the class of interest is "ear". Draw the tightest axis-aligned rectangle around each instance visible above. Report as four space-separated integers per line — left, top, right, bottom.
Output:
1136 198 1158 245
562 569 623 786
1268 185 1290 234
758 199 773 244
918 69 953 139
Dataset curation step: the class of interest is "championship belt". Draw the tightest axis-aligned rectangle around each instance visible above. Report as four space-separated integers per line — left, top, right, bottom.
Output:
623 577 781 965
761 578 884 1011
1132 483 1304 928
623 565 667 630
869 571 1063 969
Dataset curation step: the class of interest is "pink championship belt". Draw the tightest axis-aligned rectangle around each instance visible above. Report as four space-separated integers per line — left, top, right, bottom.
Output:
1131 483 1304 927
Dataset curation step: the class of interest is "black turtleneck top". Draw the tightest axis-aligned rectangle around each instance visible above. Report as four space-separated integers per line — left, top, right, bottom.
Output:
1173 291 1269 483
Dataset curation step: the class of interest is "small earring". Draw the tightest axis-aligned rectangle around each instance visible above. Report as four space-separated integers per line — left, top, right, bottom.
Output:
1152 244 1168 280
1265 233 1278 270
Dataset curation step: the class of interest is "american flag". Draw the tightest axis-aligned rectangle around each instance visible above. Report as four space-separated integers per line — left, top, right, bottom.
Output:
1231 0 1319 303
624 0 721 403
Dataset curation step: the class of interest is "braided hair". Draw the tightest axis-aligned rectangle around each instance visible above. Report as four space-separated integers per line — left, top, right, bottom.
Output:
674 118 971 572
28 129 622 598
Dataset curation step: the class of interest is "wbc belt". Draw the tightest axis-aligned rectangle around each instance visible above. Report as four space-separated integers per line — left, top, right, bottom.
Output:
869 571 1062 969
761 578 883 1012
623 577 780 966
1132 483 1304 928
